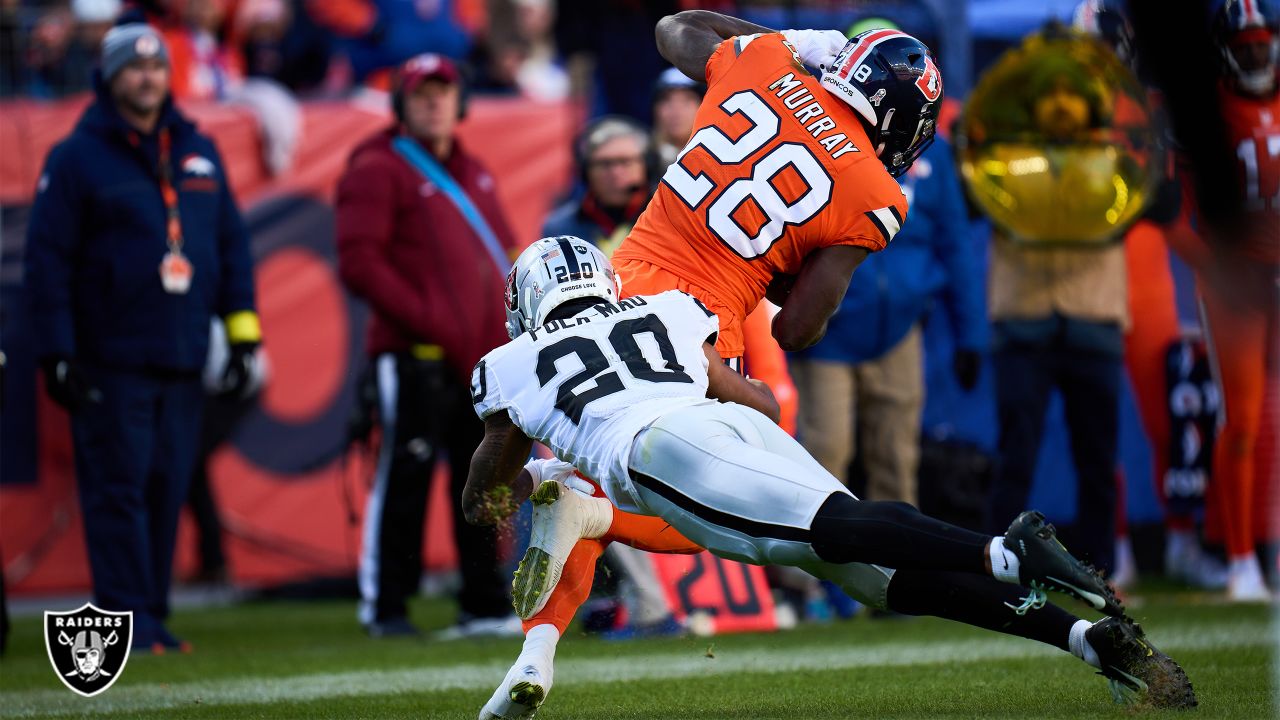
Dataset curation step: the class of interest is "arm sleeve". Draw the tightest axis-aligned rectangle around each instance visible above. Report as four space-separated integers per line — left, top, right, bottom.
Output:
25 144 83 360
824 191 907 254
334 154 430 337
470 355 509 420
212 144 257 317
930 148 987 351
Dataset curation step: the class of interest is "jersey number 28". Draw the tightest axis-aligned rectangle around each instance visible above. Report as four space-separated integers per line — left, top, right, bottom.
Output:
536 314 693 424
663 90 833 259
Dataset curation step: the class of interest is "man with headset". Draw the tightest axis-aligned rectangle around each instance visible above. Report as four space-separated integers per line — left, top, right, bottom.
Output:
335 53 520 638
542 116 656 257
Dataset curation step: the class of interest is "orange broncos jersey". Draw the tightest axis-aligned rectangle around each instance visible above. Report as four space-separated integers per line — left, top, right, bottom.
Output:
614 33 908 357
1222 85 1280 262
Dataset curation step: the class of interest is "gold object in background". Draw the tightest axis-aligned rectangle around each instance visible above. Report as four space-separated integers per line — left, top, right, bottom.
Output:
956 26 1161 245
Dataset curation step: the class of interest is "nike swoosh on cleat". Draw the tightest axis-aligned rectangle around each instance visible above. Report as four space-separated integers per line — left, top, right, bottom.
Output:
1046 576 1106 609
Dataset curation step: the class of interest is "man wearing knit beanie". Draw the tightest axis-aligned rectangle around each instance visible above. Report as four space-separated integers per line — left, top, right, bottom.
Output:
100 23 171 132
25 21 261 655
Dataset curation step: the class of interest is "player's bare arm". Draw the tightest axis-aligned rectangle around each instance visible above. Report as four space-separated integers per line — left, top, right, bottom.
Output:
462 412 534 526
655 10 774 82
702 343 781 423
771 244 869 351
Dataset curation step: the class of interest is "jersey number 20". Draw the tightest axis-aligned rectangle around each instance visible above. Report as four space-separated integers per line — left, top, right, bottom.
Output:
663 90 833 259
536 314 693 424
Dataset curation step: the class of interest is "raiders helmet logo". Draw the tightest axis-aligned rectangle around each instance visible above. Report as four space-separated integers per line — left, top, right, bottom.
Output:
915 56 942 102
44 604 133 697
504 266 520 311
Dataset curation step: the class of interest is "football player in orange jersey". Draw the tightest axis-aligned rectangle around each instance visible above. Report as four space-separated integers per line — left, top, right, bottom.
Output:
1189 0 1280 601
475 11 1195 719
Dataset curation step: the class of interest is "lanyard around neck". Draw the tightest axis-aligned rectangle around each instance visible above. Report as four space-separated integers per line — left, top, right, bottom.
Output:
156 128 184 255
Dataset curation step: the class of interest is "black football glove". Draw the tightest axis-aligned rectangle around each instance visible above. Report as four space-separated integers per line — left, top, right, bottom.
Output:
41 356 101 412
219 343 261 400
952 349 982 391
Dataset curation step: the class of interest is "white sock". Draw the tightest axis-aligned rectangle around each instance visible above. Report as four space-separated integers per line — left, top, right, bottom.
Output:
517 624 560 680
1068 619 1101 668
989 536 1021 584
1166 529 1193 561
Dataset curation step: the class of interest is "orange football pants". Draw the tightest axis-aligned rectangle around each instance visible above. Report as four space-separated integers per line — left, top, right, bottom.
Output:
1170 215 1280 558
1122 221 1185 530
1198 258 1279 558
521 480 702 634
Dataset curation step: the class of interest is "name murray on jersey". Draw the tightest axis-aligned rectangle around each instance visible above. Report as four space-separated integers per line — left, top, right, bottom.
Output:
768 71 859 160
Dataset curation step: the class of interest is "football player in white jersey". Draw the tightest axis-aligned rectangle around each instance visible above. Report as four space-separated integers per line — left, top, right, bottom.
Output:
465 236 1194 718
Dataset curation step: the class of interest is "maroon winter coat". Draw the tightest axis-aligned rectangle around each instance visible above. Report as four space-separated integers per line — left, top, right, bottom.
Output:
336 128 520 380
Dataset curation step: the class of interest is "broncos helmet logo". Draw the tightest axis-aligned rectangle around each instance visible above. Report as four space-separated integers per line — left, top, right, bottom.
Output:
915 56 942 102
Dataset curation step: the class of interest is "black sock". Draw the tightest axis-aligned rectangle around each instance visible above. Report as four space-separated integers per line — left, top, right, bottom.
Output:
886 568 1079 652
809 493 990 573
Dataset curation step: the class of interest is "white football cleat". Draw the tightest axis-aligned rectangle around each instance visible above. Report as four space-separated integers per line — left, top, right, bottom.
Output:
478 663 550 720
1227 554 1271 603
512 479 612 619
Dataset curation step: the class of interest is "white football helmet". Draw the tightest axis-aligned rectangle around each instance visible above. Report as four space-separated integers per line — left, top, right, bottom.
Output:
504 235 621 338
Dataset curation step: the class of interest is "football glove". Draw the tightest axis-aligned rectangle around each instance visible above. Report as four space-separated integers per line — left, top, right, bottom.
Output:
41 356 101 412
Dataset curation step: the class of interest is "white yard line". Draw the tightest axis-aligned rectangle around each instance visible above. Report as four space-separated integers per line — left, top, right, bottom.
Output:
2 620 1271 718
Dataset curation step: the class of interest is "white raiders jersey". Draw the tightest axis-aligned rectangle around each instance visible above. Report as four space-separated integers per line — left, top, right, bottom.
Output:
471 290 720 509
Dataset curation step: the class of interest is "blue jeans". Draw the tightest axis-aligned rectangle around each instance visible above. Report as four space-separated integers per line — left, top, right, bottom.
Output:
985 318 1122 574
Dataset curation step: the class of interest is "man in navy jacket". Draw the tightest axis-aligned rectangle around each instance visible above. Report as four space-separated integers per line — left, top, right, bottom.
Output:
25 23 260 653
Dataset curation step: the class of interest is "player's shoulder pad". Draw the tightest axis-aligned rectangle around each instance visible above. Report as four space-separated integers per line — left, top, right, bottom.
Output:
664 289 717 319
708 31 795 86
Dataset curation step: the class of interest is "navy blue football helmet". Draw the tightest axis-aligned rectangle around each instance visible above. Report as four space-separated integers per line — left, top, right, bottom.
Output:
1214 0 1280 94
819 29 942 177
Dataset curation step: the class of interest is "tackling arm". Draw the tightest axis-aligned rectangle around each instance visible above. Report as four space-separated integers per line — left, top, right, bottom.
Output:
771 244 869 351
654 10 774 82
462 412 535 526
703 343 781 423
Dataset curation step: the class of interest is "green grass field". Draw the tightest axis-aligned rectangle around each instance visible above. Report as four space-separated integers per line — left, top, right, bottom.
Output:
1 587 1275 719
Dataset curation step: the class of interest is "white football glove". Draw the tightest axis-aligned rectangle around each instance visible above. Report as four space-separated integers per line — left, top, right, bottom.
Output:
523 457 595 497
781 29 850 73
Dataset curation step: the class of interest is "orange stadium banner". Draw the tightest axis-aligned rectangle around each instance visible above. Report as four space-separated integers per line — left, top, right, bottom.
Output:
0 94 577 594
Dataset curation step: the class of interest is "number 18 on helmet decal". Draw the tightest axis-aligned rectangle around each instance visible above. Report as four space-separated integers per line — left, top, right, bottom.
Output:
819 29 943 177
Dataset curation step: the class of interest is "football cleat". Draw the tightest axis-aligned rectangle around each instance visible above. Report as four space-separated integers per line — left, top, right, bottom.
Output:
1005 511 1125 617
478 663 549 720
1086 616 1197 709
512 479 611 619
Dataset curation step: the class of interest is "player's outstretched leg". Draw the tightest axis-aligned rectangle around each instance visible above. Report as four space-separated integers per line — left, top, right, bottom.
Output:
512 480 612 619
880 568 1195 709
479 624 559 720
809 494 1124 617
